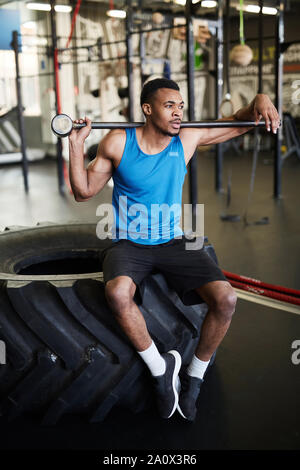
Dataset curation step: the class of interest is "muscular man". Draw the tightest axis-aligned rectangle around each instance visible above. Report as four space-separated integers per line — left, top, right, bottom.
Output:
68 78 280 421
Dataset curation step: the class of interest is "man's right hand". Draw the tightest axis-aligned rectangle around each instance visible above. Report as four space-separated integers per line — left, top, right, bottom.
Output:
69 116 92 144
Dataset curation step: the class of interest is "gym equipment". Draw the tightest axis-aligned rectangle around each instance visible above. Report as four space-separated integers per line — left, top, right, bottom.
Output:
51 113 267 138
219 0 241 223
219 0 234 118
221 1 269 226
230 0 253 67
0 222 216 424
223 270 300 299
0 107 45 165
243 127 269 226
282 112 300 161
243 0 269 227
227 279 300 306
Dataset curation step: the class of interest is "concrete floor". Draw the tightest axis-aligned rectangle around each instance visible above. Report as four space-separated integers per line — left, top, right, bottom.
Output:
0 142 300 452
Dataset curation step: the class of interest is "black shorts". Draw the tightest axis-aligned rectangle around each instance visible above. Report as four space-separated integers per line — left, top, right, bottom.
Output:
101 236 227 306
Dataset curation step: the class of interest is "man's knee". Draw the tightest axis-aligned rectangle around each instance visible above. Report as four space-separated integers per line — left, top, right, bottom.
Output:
105 276 136 314
212 289 237 321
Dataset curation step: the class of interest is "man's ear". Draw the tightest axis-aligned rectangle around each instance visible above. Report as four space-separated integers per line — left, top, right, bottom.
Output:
142 103 151 116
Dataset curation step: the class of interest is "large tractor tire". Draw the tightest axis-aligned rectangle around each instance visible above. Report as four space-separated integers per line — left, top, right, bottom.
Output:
0 222 216 424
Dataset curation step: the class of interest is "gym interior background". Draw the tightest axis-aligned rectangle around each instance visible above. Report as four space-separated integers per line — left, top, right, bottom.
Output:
0 0 299 454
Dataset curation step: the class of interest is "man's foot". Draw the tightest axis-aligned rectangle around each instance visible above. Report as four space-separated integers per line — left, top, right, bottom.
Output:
177 370 203 422
152 350 181 419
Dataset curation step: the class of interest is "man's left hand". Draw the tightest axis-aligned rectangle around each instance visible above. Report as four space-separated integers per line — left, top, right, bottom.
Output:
253 94 280 134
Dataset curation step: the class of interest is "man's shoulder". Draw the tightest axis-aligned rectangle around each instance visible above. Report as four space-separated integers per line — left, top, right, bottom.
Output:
103 128 127 143
100 128 127 159
179 128 203 156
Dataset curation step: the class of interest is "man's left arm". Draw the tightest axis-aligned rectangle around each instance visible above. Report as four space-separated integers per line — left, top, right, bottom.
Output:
181 94 280 162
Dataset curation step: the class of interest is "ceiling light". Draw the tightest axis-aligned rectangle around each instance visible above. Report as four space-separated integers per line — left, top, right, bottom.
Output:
26 3 72 12
236 4 277 15
26 3 51 11
201 1 217 7
55 5 72 13
245 5 260 13
262 6 277 15
106 9 126 18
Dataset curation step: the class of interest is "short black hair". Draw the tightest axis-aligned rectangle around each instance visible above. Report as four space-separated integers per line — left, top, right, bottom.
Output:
140 78 180 107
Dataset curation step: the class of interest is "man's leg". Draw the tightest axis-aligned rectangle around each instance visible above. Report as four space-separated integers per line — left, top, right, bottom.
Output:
194 280 237 361
177 280 237 421
105 275 181 418
105 275 152 352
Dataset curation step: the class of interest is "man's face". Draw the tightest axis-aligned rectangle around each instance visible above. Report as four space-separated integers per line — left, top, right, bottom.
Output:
143 88 184 137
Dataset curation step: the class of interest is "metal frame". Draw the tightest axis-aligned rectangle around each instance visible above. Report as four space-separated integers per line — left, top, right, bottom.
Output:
215 0 224 193
219 0 285 199
11 31 29 193
185 0 198 216
126 0 135 122
50 0 64 196
274 0 285 199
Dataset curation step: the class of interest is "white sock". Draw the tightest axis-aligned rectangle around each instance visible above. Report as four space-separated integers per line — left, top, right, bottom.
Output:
187 355 210 380
137 341 166 377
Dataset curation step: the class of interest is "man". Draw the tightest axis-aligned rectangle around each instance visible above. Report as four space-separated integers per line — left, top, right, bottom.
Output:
68 78 280 421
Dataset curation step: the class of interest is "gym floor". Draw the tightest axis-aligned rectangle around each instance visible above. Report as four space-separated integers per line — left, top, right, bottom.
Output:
0 140 299 452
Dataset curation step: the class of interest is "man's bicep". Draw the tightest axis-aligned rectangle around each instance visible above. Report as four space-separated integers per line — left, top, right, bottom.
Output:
198 126 250 145
85 150 114 197
195 116 251 146
87 147 114 174
185 127 230 146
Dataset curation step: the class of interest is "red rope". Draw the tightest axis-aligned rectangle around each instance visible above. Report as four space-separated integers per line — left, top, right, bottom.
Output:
66 0 82 49
228 279 300 306
223 270 300 298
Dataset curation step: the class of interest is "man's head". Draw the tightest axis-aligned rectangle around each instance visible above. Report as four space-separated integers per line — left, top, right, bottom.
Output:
140 78 184 137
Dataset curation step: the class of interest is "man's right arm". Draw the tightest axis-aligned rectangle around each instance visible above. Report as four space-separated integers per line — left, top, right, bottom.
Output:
68 117 124 202
69 138 113 202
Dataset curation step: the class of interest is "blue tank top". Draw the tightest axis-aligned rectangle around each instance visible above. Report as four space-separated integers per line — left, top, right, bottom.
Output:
111 127 187 245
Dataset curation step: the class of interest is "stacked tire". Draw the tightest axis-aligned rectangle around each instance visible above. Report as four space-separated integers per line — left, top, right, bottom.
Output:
0 222 215 424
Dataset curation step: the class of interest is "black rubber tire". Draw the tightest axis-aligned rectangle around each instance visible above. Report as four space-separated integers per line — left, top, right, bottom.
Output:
0 222 216 424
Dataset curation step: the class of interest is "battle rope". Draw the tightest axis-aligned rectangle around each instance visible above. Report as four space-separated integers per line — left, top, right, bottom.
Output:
224 270 300 306
223 270 300 297
228 279 300 306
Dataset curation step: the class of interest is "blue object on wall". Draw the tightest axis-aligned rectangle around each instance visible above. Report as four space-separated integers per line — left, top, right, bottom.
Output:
163 60 171 79
0 9 21 51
